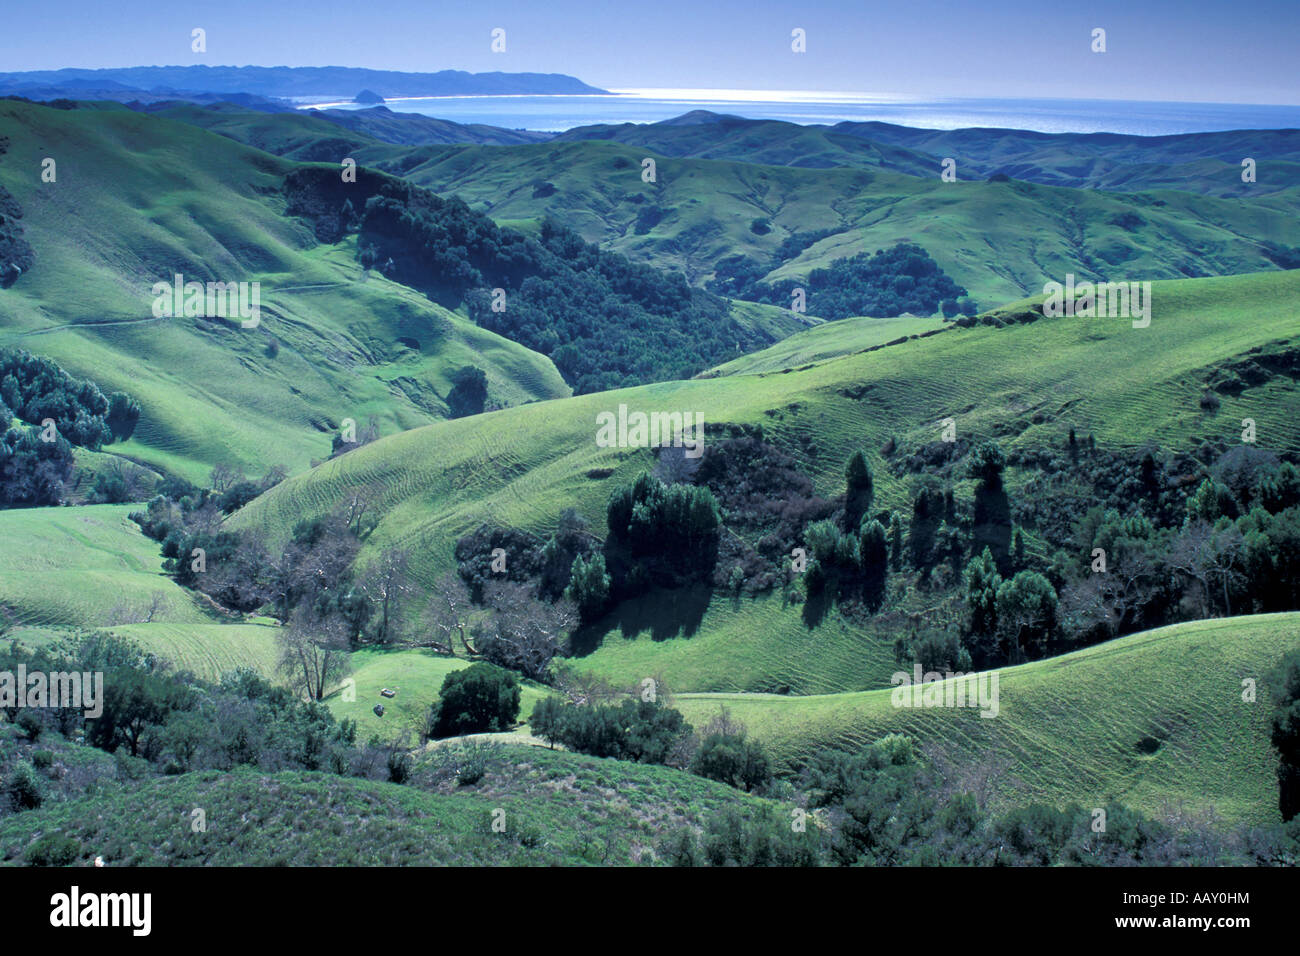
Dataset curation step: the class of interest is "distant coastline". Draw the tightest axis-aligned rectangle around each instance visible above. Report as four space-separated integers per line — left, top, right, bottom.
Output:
297 90 1300 136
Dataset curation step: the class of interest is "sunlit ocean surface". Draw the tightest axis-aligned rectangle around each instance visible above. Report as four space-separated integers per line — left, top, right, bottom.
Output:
296 89 1300 135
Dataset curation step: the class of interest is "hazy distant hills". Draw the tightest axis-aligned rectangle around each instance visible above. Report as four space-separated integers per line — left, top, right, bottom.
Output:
552 110 940 175
557 109 1300 197
311 106 551 145
0 65 608 100
110 101 1300 305
142 102 551 157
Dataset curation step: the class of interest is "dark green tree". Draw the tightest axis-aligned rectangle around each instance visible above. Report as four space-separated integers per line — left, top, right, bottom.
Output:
428 663 520 739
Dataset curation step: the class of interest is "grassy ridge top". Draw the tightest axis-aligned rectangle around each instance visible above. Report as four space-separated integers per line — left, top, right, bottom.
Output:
701 314 947 377
557 111 1300 197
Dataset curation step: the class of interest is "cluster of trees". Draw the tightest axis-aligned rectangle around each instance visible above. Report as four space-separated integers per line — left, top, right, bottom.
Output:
0 424 74 507
690 431 837 595
457 473 725 649
0 175 36 288
131 466 294 611
131 470 454 699
285 167 760 394
530 696 693 765
0 348 138 449
0 636 416 794
0 349 141 508
530 696 772 793
1050 452 1300 652
450 424 1300 691
707 243 976 319
958 549 1058 666
796 451 892 614
880 431 1300 672
601 471 722 600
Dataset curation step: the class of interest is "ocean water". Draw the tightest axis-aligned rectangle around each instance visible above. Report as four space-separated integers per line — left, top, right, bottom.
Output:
296 89 1300 135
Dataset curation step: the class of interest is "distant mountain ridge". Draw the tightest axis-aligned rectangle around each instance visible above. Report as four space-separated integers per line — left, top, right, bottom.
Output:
556 109 1300 196
0 65 609 99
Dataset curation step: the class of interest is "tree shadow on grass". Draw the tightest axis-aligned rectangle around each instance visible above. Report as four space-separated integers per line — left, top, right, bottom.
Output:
800 586 832 629
568 584 712 657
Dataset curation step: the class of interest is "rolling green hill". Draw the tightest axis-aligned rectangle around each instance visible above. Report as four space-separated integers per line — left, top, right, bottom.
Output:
141 105 1300 308
677 613 1300 826
144 102 549 164
0 744 771 866
552 110 941 174
232 268 1300 697
0 99 570 483
833 119 1300 197
384 139 1300 305
0 503 283 681
0 504 211 631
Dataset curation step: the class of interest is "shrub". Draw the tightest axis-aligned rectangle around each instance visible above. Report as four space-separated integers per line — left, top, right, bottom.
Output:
91 471 130 504
6 761 43 810
16 710 43 741
691 731 772 792
446 365 488 418
428 663 521 739
387 750 413 784
25 832 81 867
531 698 692 765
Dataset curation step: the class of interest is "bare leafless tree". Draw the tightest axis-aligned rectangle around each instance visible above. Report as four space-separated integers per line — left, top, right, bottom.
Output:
208 462 243 494
553 669 619 707
1167 521 1247 618
653 444 702 485
425 572 480 655
275 605 352 701
359 546 413 644
477 579 577 681
339 481 384 538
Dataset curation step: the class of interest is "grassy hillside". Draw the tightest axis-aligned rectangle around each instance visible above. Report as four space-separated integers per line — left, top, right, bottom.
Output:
701 314 946 377
677 613 1300 827
132 102 1300 319
0 100 570 482
145 102 551 163
233 268 1300 696
0 503 284 681
834 119 1300 197
0 504 210 631
383 138 1300 306
0 744 770 866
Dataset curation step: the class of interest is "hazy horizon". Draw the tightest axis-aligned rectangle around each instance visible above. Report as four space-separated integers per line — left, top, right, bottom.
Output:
3 0 1297 106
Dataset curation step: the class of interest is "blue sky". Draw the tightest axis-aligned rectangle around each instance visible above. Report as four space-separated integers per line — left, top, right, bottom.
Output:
2 0 1296 104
